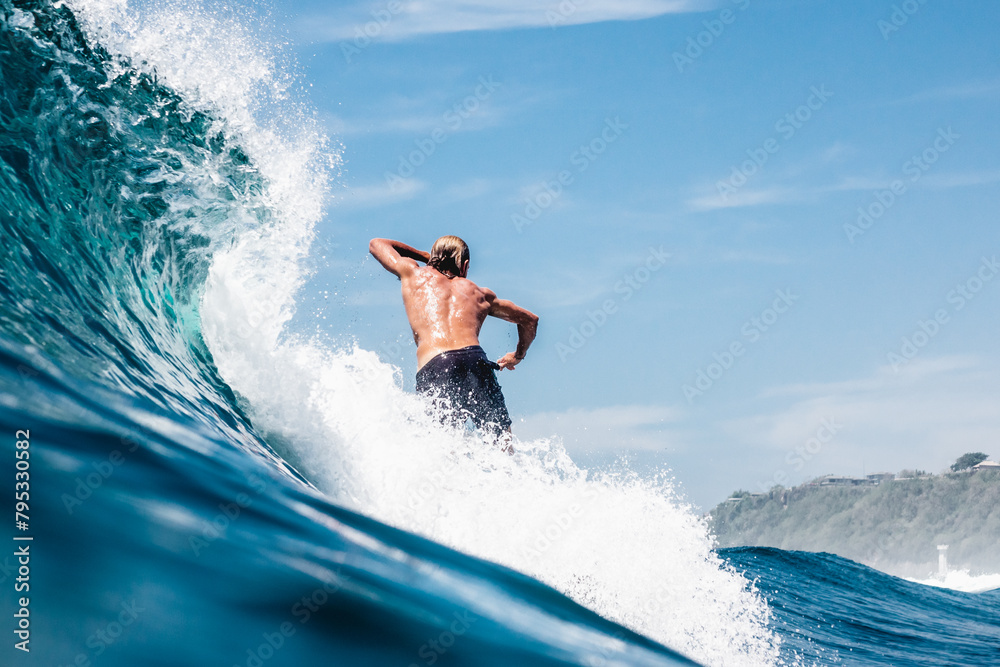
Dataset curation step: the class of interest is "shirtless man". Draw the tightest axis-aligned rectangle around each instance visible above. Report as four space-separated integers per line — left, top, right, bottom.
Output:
369 236 538 442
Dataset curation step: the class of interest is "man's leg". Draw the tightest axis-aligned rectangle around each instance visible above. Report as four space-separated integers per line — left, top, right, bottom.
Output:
416 364 466 432
468 362 514 452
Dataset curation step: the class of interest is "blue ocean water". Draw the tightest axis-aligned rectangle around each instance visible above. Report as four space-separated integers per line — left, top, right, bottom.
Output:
0 1 998 665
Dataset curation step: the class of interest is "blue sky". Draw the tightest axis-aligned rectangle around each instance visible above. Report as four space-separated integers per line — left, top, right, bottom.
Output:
270 0 1000 509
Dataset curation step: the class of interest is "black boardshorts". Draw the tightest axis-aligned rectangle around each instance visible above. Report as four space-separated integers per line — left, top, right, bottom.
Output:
416 345 512 437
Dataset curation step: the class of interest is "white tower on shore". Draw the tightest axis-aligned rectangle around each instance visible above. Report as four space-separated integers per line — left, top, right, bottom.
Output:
937 544 949 577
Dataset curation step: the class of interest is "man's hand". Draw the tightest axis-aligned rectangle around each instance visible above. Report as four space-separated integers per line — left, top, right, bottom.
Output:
488 298 538 369
497 352 523 371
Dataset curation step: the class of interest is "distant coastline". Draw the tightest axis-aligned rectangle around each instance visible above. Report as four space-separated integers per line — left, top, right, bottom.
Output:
709 464 1000 578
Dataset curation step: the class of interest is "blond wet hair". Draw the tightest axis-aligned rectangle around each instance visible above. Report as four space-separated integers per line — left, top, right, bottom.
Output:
427 235 469 276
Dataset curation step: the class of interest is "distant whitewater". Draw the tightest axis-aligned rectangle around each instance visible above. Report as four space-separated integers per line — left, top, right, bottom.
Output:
910 571 1000 594
1 1 998 666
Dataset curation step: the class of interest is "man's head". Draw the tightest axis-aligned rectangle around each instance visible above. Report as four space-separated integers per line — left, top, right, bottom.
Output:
428 235 470 277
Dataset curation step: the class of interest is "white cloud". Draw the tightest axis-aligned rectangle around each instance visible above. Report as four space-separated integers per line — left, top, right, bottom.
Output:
298 0 706 43
892 78 1000 105
323 103 509 137
334 178 426 208
522 246 671 309
509 358 1000 508
921 169 1000 189
827 170 1000 193
723 356 1000 484
323 111 445 137
686 166 1000 213
717 249 792 264
686 187 800 212
320 80 549 141
438 178 497 202
519 404 687 453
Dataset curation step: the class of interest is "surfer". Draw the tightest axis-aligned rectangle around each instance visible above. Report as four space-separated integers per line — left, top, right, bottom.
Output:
369 236 538 447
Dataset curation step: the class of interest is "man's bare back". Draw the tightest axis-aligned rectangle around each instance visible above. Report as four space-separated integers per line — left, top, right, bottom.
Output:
369 237 538 370
369 236 538 440
400 266 494 368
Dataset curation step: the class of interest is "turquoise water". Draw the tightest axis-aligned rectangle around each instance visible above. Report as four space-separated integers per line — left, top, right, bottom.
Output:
1 2 998 665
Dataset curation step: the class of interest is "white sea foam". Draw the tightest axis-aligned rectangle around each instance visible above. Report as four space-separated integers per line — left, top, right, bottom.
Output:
909 570 1000 594
68 1 784 664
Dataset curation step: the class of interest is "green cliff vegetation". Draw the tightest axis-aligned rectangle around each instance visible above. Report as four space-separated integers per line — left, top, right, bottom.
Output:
709 465 1000 578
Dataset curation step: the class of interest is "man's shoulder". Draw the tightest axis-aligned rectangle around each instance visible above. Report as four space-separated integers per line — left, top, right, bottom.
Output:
410 270 494 300
404 264 440 282
456 277 495 299
390 256 421 279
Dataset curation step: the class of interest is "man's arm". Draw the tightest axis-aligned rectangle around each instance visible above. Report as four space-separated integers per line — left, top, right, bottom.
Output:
368 238 430 278
488 298 539 370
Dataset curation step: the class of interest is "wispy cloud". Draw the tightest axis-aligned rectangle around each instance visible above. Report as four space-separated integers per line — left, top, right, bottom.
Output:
297 0 706 42
437 177 497 203
824 169 1000 193
520 245 672 309
323 103 508 138
334 178 426 208
891 78 1000 105
724 356 1000 479
921 169 1000 189
717 249 792 264
686 187 801 212
519 404 687 453
686 167 1000 212
320 81 548 140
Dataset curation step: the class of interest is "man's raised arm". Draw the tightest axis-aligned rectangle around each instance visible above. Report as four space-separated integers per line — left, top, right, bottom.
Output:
368 238 430 278
489 298 539 370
